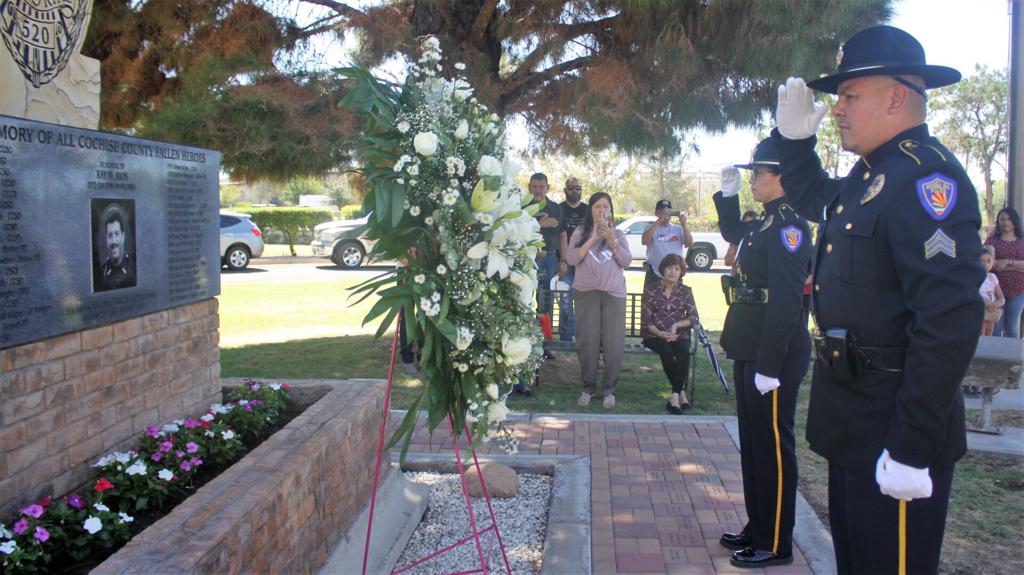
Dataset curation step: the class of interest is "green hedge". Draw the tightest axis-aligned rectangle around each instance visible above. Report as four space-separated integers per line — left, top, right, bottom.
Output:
247 207 333 256
338 204 365 220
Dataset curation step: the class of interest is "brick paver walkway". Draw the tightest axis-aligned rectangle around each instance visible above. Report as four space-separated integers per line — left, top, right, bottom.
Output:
404 414 814 575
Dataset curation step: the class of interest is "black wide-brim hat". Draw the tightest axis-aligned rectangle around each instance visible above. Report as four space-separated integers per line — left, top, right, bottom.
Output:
734 138 780 170
806 25 961 94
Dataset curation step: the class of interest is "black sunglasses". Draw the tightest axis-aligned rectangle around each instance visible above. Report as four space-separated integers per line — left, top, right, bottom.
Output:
566 186 582 191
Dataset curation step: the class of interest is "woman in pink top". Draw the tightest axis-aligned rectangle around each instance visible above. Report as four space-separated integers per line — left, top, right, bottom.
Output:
984 208 1024 338
565 192 632 409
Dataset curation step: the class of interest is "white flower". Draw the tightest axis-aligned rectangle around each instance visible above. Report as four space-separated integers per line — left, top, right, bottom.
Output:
424 216 434 226
200 413 215 422
94 454 114 467
222 429 236 440
406 163 420 177
455 327 474 350
205 431 215 438
431 291 441 303
465 412 479 423
0 540 17 555
436 264 447 275
158 469 174 481
486 384 499 400
410 205 421 216
162 423 179 433
455 62 466 70
211 403 230 414
420 298 440 317
467 242 488 259
125 460 147 476
414 132 439 156
397 120 411 133
502 335 532 365
424 37 440 50
443 190 459 206
510 269 537 306
477 155 503 177
414 274 426 284
114 452 132 464
0 525 9 539
118 512 134 523
93 503 110 512
487 401 510 424
454 119 469 140
446 156 466 176
446 78 473 101
83 517 102 535
270 383 282 391
457 363 469 373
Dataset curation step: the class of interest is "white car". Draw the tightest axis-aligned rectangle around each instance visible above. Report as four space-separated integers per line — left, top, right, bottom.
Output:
616 216 730 272
311 214 377 268
219 211 264 271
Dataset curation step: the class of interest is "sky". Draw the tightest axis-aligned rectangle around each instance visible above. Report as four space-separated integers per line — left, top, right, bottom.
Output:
660 0 1015 173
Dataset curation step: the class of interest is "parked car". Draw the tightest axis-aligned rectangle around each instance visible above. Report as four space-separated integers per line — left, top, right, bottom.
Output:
220 211 264 271
615 216 730 272
311 214 377 268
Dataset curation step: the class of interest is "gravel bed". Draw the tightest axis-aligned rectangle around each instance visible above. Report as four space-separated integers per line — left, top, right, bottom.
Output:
395 471 552 574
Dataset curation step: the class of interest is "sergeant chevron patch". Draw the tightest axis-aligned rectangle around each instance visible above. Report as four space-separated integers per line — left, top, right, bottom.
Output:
923 229 956 259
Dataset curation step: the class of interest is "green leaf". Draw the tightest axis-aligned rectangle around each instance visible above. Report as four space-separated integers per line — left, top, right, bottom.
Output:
374 306 401 339
437 319 458 344
391 184 406 227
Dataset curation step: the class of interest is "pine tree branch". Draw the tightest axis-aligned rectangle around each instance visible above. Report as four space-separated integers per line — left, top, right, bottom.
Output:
504 15 615 86
471 0 499 42
298 0 364 20
500 55 590 114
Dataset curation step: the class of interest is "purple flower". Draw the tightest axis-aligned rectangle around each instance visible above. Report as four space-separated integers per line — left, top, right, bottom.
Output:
190 457 203 467
180 461 192 472
243 404 253 412
12 518 28 535
20 504 44 518
247 380 261 391
183 418 199 429
175 450 186 458
185 442 199 454
159 441 174 453
146 425 160 438
66 494 86 510
250 400 263 408
150 452 163 462
34 526 48 542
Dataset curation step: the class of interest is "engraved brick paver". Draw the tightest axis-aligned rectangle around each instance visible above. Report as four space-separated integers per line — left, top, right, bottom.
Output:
406 414 812 573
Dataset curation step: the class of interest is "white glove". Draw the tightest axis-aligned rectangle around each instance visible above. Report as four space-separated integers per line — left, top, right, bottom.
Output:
720 166 741 198
776 77 829 140
754 373 780 395
875 449 933 501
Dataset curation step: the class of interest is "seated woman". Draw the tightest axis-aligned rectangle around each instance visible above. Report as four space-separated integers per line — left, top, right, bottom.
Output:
640 253 699 414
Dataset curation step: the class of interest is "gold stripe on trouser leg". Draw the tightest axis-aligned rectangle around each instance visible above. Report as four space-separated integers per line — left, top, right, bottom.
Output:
899 500 907 575
771 389 783 554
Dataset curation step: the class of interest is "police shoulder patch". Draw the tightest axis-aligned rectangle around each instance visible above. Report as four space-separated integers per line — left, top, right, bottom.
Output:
917 173 957 221
780 225 802 253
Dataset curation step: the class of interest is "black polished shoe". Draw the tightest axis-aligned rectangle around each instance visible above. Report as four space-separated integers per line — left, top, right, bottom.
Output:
729 547 793 568
665 401 683 415
513 385 533 397
718 531 751 550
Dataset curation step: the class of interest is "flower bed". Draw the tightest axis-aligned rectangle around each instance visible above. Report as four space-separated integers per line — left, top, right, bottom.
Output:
0 380 298 574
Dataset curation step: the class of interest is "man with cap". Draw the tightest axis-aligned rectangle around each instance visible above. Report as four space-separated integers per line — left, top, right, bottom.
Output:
771 25 984 573
642 199 692 286
713 138 813 568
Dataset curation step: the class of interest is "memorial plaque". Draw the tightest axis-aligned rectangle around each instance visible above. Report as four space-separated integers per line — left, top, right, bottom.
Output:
0 115 220 349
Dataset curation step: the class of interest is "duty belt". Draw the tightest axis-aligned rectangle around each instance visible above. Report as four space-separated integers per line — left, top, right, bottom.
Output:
729 286 768 305
813 328 906 377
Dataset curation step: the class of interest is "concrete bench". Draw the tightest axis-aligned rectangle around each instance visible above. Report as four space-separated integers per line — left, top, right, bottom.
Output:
962 335 1023 434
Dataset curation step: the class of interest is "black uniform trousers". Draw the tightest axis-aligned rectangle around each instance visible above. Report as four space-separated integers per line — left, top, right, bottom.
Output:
732 347 809 557
829 462 954 575
642 336 691 394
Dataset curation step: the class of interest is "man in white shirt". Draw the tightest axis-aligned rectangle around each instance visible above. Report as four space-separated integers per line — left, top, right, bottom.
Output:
642 199 693 286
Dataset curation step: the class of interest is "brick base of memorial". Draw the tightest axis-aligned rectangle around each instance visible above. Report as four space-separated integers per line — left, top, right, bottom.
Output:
92 379 385 575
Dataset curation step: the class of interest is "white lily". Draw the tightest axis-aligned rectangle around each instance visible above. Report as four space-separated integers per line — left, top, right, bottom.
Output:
470 179 499 212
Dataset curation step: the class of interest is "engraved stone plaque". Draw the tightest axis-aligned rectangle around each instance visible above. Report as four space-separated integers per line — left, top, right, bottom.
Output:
0 115 221 349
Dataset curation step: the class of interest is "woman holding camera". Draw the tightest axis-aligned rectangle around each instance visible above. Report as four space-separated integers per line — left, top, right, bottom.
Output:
641 253 699 413
566 192 632 409
713 138 812 568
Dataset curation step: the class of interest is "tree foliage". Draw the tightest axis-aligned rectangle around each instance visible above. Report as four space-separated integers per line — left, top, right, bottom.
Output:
933 66 1009 224
84 0 892 179
246 207 333 254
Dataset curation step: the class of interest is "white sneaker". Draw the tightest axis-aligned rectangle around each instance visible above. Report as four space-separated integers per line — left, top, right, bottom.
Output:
602 395 616 409
577 392 592 407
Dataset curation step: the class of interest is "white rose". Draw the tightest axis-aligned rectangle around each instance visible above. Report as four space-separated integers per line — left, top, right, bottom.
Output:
454 119 469 140
485 384 499 400
487 401 510 423
477 155 503 177
414 132 439 156
502 335 532 365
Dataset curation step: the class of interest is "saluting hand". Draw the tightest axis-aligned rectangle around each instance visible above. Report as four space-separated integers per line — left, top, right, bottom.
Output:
776 77 829 140
720 166 741 198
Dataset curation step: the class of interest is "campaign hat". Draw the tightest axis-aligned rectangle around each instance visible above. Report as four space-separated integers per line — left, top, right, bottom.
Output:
734 138 780 170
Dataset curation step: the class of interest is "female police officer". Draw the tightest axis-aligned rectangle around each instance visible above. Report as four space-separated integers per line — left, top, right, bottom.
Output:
713 138 812 568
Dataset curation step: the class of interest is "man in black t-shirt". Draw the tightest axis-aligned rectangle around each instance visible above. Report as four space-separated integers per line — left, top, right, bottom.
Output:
557 177 588 341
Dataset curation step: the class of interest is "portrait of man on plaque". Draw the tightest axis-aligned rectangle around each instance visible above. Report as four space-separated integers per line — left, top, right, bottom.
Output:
92 199 137 292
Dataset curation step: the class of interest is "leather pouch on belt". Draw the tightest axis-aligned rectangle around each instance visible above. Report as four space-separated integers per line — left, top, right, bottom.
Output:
815 328 862 381
721 275 734 305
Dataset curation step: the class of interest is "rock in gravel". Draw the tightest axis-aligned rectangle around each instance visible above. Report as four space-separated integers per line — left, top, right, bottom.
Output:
466 462 518 498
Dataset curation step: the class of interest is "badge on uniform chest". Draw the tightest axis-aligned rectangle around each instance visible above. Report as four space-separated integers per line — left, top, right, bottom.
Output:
861 174 885 204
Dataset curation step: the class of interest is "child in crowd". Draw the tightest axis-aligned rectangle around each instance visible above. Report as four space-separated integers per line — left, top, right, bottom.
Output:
980 245 1005 336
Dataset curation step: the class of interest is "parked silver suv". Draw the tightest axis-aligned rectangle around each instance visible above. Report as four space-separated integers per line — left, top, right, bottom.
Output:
220 211 264 271
311 214 376 268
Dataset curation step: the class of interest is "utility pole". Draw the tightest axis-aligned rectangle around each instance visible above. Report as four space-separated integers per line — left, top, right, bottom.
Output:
1009 0 1023 212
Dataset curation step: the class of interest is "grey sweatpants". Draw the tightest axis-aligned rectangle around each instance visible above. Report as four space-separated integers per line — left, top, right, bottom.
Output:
573 289 626 396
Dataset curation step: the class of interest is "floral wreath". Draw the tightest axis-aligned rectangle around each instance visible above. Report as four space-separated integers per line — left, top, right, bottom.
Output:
341 37 544 457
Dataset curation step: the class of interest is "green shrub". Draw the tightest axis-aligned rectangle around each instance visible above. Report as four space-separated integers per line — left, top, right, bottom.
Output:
247 207 333 256
338 204 365 220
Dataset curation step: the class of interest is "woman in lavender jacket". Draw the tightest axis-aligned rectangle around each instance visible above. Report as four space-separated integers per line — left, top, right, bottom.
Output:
565 192 632 409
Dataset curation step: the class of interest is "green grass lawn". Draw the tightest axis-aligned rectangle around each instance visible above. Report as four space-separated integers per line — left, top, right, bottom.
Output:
218 267 1022 574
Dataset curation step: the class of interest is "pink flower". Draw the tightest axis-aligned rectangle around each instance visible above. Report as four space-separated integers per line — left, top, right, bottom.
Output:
180 461 192 472
94 477 114 492
183 418 199 429
282 383 293 392
66 494 85 510
146 425 160 437
159 441 174 453
34 526 48 542
190 457 203 467
175 450 185 458
185 442 199 454
12 519 28 535
20 504 44 518
150 452 163 462
243 404 253 412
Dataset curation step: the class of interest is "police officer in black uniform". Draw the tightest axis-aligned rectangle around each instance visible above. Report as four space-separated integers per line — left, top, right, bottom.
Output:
713 138 813 568
97 206 137 291
771 25 985 574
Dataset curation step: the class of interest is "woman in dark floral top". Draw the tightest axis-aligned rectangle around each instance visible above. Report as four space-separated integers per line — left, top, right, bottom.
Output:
641 253 700 413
